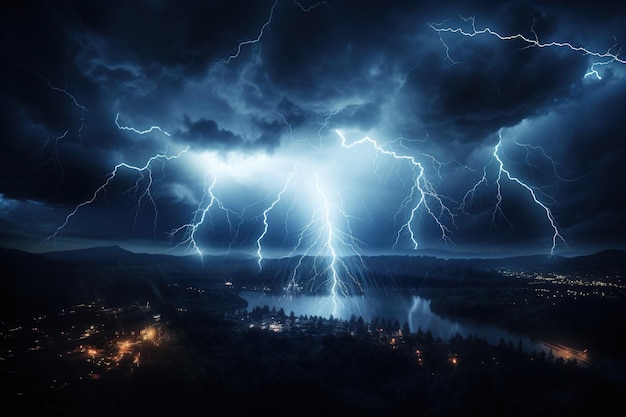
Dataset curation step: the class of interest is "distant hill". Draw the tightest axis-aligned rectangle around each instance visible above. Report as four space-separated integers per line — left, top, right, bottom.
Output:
478 249 626 273
41 245 138 263
39 245 212 271
39 245 255 266
0 247 57 268
1 246 623 317
2 244 622 264
3 245 625 278
558 249 626 272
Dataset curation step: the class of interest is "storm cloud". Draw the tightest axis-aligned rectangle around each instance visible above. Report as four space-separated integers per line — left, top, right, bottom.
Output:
1 0 624 256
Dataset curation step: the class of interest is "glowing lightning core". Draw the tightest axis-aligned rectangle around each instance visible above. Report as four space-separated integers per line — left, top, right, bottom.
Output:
316 176 342 314
281 175 365 316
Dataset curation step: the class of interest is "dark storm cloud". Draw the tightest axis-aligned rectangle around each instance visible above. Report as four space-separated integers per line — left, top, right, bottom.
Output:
1 0 625 255
402 44 587 144
513 78 626 246
334 102 383 131
244 1 618 153
175 115 284 151
176 116 244 149
394 3 590 146
68 0 283 77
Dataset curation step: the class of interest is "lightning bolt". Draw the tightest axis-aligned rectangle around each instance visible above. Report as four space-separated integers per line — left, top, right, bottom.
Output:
432 21 463 68
316 177 344 315
428 13 619 255
513 140 587 184
35 129 69 188
46 112 188 246
276 111 296 143
335 130 455 250
492 133 566 255
318 109 339 146
218 0 279 65
22 67 88 186
167 175 243 262
429 15 626 80
216 0 331 67
256 164 299 269
291 0 329 12
23 66 88 141
115 113 171 136
281 175 365 316
462 131 567 255
24 66 88 116
46 146 189 246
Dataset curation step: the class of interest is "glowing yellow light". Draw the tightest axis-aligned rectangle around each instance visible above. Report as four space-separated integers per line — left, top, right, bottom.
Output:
143 327 156 341
117 340 132 356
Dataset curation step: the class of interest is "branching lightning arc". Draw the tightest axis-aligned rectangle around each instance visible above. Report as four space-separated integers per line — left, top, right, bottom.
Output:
429 15 625 80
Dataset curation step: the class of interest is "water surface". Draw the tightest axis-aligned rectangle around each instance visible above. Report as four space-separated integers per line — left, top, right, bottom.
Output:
239 290 547 353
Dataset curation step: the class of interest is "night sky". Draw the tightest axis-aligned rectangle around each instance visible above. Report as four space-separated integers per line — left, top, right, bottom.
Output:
1 0 625 259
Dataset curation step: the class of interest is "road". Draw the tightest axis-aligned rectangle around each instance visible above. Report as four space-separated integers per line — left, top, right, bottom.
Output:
537 340 591 366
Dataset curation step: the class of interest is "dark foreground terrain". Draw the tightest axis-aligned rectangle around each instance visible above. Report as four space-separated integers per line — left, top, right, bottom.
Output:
3 301 624 417
2 246 625 416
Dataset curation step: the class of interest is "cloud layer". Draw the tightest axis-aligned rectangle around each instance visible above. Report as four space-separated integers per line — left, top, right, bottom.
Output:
1 0 625 256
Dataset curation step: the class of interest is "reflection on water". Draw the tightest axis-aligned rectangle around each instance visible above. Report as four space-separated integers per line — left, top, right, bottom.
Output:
239 291 548 353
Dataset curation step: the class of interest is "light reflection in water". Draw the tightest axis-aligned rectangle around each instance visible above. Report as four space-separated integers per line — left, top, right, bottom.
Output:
239 291 550 353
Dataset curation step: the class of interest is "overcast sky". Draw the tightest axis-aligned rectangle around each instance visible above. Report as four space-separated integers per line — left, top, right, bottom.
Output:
1 0 625 258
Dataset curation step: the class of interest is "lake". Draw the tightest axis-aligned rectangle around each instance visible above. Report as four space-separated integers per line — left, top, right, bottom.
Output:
239 290 550 354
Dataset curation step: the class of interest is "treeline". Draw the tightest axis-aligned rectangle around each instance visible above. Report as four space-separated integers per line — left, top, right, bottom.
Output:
427 286 626 360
